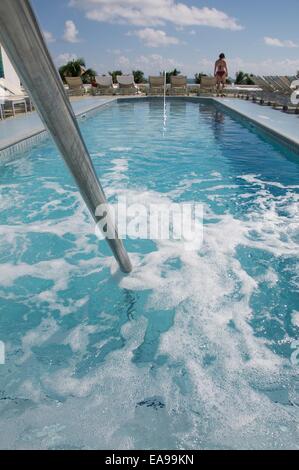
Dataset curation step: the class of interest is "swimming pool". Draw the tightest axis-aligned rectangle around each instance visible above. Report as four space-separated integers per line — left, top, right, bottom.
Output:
0 98 298 449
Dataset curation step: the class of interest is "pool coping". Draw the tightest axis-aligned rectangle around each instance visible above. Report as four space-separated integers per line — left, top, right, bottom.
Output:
1 95 298 159
211 97 299 155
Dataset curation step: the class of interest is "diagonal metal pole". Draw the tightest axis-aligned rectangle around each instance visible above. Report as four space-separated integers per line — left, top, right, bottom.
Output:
0 0 132 273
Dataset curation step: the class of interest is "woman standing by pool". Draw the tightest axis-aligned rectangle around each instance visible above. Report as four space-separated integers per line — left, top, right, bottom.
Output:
214 53 228 96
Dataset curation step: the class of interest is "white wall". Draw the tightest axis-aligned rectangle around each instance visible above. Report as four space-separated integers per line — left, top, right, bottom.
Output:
0 44 22 92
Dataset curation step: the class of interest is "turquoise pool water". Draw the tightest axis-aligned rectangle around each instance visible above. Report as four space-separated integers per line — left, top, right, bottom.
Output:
0 98 298 449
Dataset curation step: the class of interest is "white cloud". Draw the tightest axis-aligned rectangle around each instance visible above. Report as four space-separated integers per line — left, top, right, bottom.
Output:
63 20 81 43
264 36 298 48
56 53 78 65
112 52 180 73
43 31 55 43
138 53 180 71
115 55 131 69
107 48 122 55
128 28 179 47
69 0 243 30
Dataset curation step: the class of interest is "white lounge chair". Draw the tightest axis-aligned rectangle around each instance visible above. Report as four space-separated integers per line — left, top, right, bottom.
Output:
263 76 282 93
169 75 188 96
0 78 34 112
272 76 292 94
94 75 114 95
244 76 292 110
252 76 274 93
0 96 28 117
116 75 137 95
198 77 216 95
65 76 85 96
148 76 165 96
0 78 24 96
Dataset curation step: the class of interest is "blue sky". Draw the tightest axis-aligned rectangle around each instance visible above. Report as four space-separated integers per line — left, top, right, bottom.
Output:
32 0 299 78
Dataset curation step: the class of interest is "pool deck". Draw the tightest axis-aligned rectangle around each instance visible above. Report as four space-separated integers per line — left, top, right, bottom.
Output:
0 96 116 153
1 95 298 157
213 97 299 151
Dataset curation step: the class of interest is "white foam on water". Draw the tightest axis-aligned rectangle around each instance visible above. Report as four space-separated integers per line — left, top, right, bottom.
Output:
258 268 279 287
17 318 59 364
108 158 129 182
292 311 299 328
0 153 299 448
110 147 132 152
204 184 240 192
239 174 299 190
114 184 299 448
64 323 98 353
90 152 105 158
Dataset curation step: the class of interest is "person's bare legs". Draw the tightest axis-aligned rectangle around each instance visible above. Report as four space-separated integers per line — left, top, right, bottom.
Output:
220 80 225 96
216 77 225 96
216 76 221 96
216 75 224 96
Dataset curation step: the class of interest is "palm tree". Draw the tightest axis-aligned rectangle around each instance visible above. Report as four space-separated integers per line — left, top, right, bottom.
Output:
133 70 146 84
161 68 181 84
59 58 96 84
109 70 123 84
194 72 207 84
235 71 255 85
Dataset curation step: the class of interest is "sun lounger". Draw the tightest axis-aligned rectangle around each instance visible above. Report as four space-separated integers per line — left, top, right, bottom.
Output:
235 75 298 114
243 76 279 104
255 77 293 107
287 76 297 85
273 76 293 94
263 76 291 96
0 96 28 117
148 76 165 96
262 76 281 93
65 76 85 96
169 75 188 96
198 77 216 95
0 78 22 95
93 75 115 95
250 76 274 95
0 78 34 111
244 75 297 112
116 75 137 95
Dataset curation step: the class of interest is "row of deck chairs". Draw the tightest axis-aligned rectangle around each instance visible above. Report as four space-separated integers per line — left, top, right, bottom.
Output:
94 74 191 96
65 75 139 96
236 75 299 114
148 75 189 95
66 74 193 96
148 76 224 96
66 74 224 97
